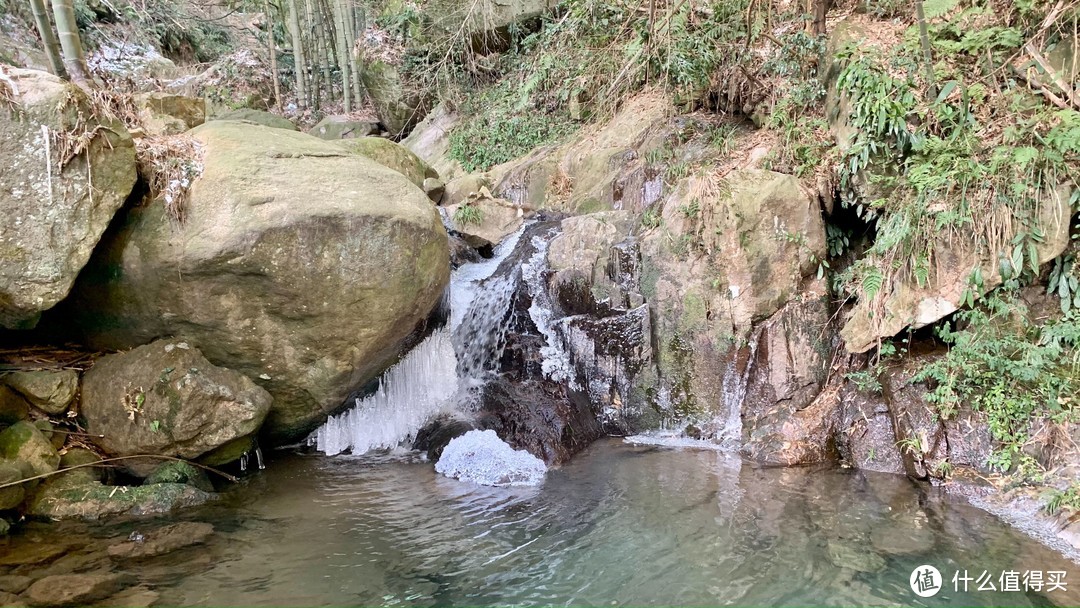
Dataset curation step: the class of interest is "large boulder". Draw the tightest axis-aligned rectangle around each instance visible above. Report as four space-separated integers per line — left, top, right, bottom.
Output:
211 108 297 130
80 339 272 475
444 198 524 249
65 121 450 441
401 101 463 179
0 68 136 328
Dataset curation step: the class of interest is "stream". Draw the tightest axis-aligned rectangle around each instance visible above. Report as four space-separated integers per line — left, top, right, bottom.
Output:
3 442 1078 606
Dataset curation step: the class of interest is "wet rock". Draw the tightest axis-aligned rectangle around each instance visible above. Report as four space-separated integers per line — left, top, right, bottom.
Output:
34 549 111 577
1 370 78 415
94 585 159 608
143 461 213 492
0 386 29 426
212 108 296 130
825 539 886 573
741 290 835 465
81 339 271 476
413 414 476 461
0 541 70 566
337 136 438 189
29 479 214 520
308 115 377 140
0 575 33 594
65 121 449 442
133 92 205 136
547 211 636 308
445 199 524 249
0 421 59 477
870 510 936 556
25 573 128 606
107 521 214 559
641 169 826 430
837 386 905 476
0 68 136 328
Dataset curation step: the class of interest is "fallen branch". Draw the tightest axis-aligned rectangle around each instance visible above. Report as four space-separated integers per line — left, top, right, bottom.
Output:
0 454 240 491
1025 42 1080 110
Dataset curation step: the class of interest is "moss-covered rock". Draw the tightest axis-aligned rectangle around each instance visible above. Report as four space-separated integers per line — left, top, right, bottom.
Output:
358 59 431 136
143 460 213 492
338 136 437 189
81 339 271 476
0 461 27 510
0 421 59 478
1 370 78 415
28 477 214 520
64 121 450 442
0 68 136 328
0 386 30 426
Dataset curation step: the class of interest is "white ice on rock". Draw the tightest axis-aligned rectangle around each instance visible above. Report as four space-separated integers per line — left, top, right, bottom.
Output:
435 430 547 487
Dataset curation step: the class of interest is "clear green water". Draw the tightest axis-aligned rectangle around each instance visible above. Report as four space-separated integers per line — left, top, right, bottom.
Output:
4 440 1079 606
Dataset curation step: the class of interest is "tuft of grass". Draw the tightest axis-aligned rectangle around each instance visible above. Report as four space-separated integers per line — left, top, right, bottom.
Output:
453 204 484 228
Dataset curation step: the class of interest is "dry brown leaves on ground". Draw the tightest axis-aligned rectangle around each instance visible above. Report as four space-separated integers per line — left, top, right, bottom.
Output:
135 134 204 224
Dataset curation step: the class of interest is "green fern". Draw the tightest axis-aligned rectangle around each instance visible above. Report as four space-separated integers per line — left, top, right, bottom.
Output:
921 0 960 20
862 266 885 302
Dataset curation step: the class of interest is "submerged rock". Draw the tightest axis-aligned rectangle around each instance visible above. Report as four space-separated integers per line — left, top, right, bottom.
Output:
0 68 136 328
107 521 214 559
80 339 271 476
64 121 450 442
25 573 129 606
435 429 546 487
1 369 78 414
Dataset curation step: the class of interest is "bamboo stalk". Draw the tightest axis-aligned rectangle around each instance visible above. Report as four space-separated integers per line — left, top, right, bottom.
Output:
287 0 307 109
50 0 91 85
264 0 282 110
28 0 66 77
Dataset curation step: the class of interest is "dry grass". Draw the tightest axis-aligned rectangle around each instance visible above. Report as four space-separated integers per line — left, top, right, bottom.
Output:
134 134 204 224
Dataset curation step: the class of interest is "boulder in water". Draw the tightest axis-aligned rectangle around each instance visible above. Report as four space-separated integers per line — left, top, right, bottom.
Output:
65 121 450 442
435 430 546 487
80 339 271 475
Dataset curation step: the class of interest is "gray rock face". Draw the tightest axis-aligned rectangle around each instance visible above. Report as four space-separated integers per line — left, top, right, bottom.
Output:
65 121 450 442
308 115 377 140
80 339 271 475
0 68 136 328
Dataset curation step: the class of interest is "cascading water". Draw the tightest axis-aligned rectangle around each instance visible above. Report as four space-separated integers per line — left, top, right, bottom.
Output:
311 225 530 456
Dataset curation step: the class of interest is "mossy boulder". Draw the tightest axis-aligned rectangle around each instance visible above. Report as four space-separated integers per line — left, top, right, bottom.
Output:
1 370 78 414
338 136 437 189
65 121 450 442
143 460 213 492
58 448 104 485
309 115 378 140
80 339 271 476
0 421 59 477
211 108 297 130
0 68 136 328
0 461 27 510
28 477 214 520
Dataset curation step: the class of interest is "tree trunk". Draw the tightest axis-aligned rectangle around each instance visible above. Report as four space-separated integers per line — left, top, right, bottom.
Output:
314 0 334 105
28 0 66 77
345 1 363 103
333 0 352 112
49 0 90 84
915 1 937 99
811 0 831 37
264 0 282 110
287 0 307 109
